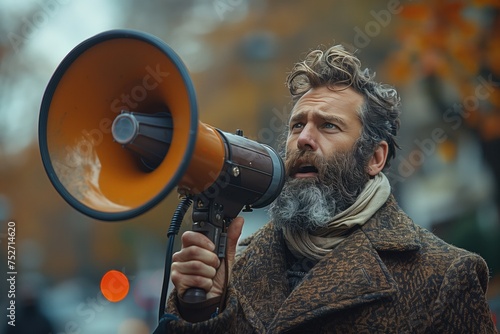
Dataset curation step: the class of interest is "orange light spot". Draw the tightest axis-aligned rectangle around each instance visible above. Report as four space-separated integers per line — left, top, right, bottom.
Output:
100 270 129 302
438 140 457 163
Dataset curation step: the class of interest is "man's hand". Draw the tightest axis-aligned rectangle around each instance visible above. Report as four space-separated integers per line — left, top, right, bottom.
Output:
171 217 244 300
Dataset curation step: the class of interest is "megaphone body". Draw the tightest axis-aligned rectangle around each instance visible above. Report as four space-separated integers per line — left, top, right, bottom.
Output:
39 30 285 303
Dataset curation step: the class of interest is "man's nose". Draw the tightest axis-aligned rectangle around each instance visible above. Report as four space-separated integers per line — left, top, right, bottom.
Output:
297 125 318 151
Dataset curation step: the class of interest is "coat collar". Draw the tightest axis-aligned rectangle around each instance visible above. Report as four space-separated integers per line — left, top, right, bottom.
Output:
233 194 421 332
361 194 421 252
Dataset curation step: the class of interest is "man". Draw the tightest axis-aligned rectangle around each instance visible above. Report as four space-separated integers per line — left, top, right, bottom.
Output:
154 45 498 333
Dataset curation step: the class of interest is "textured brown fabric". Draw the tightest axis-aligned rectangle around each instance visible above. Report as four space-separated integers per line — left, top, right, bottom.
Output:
159 195 498 333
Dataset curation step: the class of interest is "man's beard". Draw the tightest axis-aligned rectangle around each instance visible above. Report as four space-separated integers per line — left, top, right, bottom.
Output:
269 144 370 233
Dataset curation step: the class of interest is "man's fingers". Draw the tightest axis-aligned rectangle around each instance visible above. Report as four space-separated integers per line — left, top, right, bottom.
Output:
170 270 213 295
171 260 217 278
171 220 244 299
181 231 216 251
171 258 218 296
172 246 220 268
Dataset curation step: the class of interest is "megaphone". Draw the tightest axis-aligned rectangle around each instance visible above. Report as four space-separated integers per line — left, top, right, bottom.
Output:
39 30 285 305
39 29 284 221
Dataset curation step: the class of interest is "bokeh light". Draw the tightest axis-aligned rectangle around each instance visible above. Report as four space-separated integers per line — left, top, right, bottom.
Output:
100 270 130 303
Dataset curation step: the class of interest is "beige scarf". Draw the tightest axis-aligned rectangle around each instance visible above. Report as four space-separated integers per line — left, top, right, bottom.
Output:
283 172 391 261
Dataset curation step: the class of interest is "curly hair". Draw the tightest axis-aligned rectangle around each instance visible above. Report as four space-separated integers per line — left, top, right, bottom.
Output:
286 45 401 169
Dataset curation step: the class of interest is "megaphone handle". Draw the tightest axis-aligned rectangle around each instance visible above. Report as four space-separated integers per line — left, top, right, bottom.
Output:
182 217 228 303
183 287 207 303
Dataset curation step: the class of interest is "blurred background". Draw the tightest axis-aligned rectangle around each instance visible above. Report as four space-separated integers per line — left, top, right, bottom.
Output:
0 0 499 332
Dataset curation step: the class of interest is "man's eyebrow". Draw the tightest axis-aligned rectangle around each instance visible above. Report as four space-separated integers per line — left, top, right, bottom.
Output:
289 110 349 128
289 111 305 124
321 113 348 128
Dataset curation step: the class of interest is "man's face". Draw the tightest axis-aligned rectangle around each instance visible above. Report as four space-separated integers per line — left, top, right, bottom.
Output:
269 86 369 232
285 85 364 179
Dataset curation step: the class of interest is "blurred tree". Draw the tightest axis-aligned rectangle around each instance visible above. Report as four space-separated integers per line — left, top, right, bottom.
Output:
384 0 500 272
0 3 53 157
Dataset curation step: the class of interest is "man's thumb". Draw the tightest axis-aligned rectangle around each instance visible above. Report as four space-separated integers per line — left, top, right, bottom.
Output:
226 217 244 262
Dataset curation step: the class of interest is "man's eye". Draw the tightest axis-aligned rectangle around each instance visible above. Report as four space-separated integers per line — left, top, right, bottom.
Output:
323 123 338 130
291 123 303 130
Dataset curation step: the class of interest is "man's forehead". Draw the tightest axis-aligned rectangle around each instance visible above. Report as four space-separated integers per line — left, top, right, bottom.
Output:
289 108 346 122
288 87 364 121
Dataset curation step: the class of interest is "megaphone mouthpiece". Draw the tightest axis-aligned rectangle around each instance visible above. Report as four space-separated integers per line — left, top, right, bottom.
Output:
112 111 173 171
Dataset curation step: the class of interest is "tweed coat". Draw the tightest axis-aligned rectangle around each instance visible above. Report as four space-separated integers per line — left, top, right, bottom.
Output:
158 195 498 333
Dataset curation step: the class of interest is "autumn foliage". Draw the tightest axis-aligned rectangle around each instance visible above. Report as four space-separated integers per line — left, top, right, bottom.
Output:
385 0 500 141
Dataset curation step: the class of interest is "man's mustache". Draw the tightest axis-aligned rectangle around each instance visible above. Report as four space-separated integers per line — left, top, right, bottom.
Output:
285 150 328 179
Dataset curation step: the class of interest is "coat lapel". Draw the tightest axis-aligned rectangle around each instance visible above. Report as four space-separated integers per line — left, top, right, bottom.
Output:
268 227 399 332
232 226 290 331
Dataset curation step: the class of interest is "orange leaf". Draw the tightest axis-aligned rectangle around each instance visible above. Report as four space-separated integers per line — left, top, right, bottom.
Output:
489 88 500 108
486 38 500 75
384 51 415 84
480 113 500 141
450 44 480 76
438 140 457 162
438 2 466 17
473 0 500 7
400 4 431 20
455 20 480 38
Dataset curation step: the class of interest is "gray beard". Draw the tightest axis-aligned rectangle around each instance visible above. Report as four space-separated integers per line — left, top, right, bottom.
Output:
269 148 369 233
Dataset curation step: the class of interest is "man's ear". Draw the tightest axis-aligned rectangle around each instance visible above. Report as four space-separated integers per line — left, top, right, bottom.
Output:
367 141 388 176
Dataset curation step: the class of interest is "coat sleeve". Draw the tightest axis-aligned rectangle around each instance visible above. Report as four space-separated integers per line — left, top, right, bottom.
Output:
152 287 243 334
429 253 498 333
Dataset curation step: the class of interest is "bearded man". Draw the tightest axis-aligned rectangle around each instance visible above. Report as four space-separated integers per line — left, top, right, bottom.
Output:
154 45 498 333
